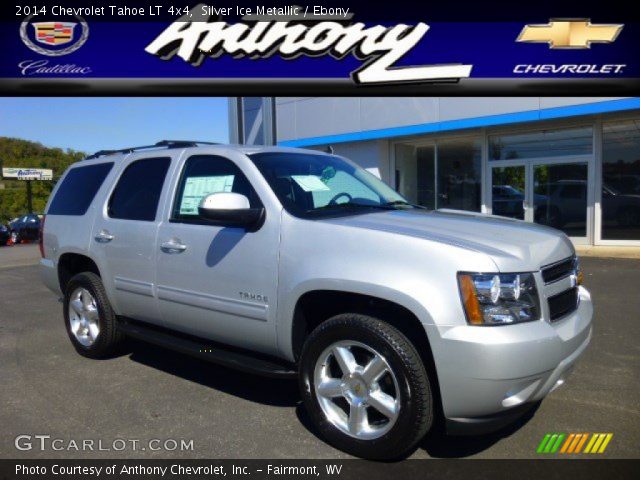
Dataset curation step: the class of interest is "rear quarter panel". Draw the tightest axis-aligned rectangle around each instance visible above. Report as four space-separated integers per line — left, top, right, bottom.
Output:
41 159 122 297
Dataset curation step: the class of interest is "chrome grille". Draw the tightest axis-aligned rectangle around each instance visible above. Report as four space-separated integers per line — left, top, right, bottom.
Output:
548 287 579 321
541 256 576 284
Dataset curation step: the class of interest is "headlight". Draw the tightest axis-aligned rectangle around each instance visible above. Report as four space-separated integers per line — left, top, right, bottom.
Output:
457 272 540 325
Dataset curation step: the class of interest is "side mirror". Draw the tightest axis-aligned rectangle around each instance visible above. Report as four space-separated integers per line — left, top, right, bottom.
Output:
198 193 264 228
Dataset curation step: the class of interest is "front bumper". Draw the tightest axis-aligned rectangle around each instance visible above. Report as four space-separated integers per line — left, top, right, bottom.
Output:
426 285 593 432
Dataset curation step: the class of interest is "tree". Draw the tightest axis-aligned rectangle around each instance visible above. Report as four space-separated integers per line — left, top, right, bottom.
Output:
0 137 85 222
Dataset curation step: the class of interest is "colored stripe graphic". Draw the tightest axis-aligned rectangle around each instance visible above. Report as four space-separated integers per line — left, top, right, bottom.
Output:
585 433 614 453
575 433 589 453
536 434 552 453
544 434 558 453
550 434 565 453
598 434 614 453
542 433 613 454
537 433 565 453
560 433 575 453
568 434 581 453
584 434 599 453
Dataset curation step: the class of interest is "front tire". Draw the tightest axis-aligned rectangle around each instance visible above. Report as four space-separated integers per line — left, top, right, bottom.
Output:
63 272 124 359
299 314 433 460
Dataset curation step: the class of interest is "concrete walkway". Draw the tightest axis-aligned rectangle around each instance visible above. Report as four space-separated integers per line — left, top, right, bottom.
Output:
575 245 640 259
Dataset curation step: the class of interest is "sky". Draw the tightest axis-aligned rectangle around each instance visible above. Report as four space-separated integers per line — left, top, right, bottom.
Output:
0 97 229 154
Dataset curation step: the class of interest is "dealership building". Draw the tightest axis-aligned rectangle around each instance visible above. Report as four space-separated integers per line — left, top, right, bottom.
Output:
229 97 640 246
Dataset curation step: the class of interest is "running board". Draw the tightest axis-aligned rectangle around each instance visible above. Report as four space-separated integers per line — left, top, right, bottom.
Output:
117 319 297 379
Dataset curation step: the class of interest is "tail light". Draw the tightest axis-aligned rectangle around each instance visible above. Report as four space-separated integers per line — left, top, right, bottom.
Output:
38 215 46 258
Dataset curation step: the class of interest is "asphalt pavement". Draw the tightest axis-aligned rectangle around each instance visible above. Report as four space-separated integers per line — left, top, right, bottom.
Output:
0 245 638 459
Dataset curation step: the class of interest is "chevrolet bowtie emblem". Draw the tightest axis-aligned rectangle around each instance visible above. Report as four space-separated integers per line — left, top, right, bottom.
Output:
517 19 623 49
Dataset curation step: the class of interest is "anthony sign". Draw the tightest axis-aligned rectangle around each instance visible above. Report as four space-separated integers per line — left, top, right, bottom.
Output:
2 168 53 180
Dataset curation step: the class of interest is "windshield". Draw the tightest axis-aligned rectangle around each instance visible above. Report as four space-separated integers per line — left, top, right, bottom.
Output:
249 152 411 218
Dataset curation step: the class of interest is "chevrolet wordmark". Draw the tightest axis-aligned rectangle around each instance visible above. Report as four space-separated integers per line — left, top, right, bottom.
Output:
39 141 592 459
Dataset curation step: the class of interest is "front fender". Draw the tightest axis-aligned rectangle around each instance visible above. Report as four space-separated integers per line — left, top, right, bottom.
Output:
276 278 435 361
274 212 497 361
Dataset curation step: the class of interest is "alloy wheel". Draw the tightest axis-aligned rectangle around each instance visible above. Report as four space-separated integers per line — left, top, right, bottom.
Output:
68 287 100 347
313 340 400 440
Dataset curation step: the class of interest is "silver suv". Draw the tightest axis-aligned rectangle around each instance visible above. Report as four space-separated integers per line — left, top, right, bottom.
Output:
40 141 593 459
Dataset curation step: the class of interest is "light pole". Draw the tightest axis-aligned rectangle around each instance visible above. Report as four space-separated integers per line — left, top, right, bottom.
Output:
26 180 33 213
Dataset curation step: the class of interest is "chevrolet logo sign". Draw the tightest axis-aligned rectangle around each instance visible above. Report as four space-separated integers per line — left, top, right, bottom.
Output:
517 19 623 49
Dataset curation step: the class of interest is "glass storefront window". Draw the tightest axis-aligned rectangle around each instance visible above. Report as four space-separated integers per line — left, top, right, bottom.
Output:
492 166 525 220
602 119 640 240
436 138 482 211
534 163 588 237
489 127 592 160
395 138 481 212
394 144 435 209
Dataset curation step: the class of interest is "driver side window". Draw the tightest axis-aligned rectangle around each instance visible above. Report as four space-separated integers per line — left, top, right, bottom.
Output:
172 155 261 222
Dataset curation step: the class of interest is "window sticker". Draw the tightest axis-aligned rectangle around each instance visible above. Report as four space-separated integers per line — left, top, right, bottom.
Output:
291 175 331 192
179 175 235 215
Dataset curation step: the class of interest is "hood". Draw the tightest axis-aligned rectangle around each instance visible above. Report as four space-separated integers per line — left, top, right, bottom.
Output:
323 208 574 272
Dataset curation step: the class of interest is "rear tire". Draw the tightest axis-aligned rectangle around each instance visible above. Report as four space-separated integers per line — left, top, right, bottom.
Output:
63 272 124 359
299 313 433 460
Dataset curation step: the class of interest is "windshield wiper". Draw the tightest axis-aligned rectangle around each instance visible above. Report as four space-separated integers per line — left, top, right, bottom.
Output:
381 200 425 209
308 201 419 215
310 202 380 212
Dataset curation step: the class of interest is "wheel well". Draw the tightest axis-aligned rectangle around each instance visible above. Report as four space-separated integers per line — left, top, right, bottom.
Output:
293 290 426 356
292 290 444 427
292 290 443 421
58 253 101 292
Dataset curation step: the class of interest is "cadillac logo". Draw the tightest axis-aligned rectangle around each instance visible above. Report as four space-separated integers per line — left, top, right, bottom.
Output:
20 15 89 56
32 22 77 46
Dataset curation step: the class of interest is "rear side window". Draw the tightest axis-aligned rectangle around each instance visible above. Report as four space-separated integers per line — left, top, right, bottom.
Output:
48 162 114 216
108 157 170 221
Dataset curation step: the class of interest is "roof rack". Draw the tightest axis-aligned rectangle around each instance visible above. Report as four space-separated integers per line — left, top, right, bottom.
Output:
85 140 221 160
157 140 220 148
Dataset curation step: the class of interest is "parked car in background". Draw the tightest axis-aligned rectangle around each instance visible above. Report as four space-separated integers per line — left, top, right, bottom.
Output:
9 213 41 244
0 223 10 246
534 180 587 229
492 185 548 221
533 180 640 230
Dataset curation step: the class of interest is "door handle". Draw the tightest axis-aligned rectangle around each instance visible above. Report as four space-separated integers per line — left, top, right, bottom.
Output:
160 239 187 254
94 230 114 243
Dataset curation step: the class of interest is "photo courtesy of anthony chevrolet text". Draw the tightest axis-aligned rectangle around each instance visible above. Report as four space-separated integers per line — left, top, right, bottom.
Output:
0 0 638 479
